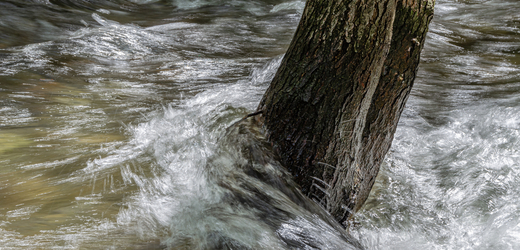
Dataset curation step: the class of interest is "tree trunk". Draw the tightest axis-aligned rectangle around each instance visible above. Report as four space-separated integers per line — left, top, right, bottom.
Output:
256 0 435 226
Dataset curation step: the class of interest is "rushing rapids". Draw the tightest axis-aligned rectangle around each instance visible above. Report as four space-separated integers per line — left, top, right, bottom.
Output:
1 0 520 249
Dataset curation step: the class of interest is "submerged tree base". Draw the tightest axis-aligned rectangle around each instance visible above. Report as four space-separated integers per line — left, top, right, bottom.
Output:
191 116 363 249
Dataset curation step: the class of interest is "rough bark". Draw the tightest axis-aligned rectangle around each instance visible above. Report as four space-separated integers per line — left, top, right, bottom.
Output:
256 0 435 226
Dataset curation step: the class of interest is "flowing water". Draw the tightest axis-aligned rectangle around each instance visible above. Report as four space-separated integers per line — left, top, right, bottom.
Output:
0 0 519 249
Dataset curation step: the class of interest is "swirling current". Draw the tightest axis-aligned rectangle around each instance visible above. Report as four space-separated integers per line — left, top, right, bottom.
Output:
0 0 519 249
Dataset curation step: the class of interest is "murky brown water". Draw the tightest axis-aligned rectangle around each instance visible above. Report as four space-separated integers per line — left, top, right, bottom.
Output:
1 0 520 249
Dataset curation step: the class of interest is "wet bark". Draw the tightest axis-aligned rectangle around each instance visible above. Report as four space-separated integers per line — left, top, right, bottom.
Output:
256 0 435 226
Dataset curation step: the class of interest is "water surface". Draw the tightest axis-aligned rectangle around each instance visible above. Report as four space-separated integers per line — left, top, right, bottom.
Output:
1 0 519 249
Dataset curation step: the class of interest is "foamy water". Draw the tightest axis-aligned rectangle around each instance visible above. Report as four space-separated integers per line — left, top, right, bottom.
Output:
1 0 519 249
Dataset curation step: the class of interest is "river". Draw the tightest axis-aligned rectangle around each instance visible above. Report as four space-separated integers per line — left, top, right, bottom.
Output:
0 0 519 249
